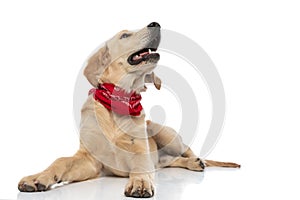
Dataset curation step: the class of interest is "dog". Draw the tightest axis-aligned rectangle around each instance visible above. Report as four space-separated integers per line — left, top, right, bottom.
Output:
18 22 240 198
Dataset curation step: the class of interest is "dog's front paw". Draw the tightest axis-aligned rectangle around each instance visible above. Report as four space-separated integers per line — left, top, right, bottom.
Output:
19 174 43 192
18 172 56 192
124 175 154 198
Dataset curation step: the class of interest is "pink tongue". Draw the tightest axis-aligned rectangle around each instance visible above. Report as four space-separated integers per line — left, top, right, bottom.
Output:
140 52 149 56
132 51 149 61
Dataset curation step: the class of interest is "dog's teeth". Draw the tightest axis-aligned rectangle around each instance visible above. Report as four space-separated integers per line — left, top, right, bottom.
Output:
148 49 151 53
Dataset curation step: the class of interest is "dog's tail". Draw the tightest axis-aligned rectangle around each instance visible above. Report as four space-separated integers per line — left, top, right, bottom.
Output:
204 159 241 168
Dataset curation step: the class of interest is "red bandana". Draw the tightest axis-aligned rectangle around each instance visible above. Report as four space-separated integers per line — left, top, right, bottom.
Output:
89 83 143 116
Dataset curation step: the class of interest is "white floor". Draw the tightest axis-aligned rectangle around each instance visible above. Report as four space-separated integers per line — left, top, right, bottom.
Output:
16 168 241 200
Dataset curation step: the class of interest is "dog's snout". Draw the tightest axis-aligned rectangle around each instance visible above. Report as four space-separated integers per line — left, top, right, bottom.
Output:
147 22 160 28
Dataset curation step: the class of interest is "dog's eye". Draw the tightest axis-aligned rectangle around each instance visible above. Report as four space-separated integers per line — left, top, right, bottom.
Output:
120 33 131 39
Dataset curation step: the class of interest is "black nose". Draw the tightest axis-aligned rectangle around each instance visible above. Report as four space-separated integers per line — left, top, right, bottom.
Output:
147 22 160 28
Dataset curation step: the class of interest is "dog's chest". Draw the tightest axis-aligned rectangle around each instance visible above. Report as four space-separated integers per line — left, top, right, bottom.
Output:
93 100 147 144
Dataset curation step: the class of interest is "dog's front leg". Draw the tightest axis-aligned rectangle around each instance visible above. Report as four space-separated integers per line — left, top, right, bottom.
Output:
125 172 155 198
18 147 102 192
120 137 157 198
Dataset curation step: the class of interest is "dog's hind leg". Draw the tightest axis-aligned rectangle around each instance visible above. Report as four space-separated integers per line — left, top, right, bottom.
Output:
146 120 204 171
182 147 197 158
146 120 188 156
147 120 240 170
158 154 205 171
18 146 102 192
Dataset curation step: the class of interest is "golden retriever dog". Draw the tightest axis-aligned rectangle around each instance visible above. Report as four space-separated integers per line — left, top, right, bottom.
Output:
18 22 240 198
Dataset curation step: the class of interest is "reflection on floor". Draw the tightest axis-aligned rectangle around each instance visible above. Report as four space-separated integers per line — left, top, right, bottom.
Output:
17 168 209 200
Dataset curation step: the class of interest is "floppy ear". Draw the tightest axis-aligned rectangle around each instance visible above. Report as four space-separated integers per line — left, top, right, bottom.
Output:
145 72 162 90
84 45 111 87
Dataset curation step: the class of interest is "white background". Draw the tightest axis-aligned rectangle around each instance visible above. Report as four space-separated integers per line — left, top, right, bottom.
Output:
1 0 300 199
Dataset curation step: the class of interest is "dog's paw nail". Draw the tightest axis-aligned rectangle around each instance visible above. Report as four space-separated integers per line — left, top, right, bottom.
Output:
36 183 47 191
124 191 131 197
199 160 205 169
143 191 152 198
23 183 35 192
18 183 24 192
132 190 141 197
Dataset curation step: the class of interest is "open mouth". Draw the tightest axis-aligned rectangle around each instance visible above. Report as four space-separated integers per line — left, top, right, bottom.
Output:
128 48 160 65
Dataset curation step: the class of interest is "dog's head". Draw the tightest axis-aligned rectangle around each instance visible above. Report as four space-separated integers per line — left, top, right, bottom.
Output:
84 22 161 93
